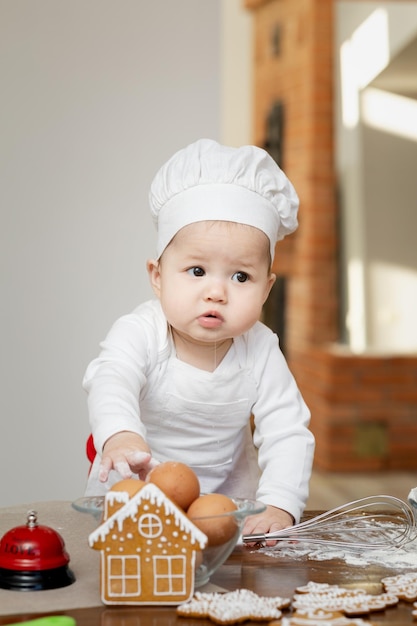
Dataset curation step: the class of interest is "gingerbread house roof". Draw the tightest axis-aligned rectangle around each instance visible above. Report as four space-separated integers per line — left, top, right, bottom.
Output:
88 483 207 549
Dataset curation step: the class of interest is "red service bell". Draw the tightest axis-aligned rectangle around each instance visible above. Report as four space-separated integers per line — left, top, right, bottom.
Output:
0 510 75 590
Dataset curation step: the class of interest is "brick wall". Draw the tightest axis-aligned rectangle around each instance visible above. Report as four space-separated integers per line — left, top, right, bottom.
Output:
245 0 417 471
298 348 417 471
247 0 338 350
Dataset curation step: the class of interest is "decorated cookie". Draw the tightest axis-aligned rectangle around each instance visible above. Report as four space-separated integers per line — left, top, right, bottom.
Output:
89 482 207 605
295 582 365 597
177 588 291 623
293 582 398 616
272 607 375 625
382 572 417 602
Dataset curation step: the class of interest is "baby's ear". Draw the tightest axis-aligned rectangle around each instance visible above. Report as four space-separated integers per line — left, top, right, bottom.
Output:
146 259 161 298
264 272 276 303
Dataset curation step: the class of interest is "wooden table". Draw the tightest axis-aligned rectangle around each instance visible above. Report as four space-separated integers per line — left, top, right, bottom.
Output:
1 542 414 626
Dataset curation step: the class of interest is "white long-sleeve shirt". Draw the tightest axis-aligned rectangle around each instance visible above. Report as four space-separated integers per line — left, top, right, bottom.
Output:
83 299 315 522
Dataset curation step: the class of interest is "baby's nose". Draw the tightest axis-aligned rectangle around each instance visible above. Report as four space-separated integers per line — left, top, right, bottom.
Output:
205 279 227 302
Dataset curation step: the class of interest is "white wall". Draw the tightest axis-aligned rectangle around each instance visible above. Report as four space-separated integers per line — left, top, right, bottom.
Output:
0 0 252 506
0 0 222 506
335 1 417 353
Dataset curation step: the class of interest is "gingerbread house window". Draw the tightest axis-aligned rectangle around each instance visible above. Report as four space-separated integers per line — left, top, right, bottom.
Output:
153 555 186 595
138 513 162 538
108 555 141 597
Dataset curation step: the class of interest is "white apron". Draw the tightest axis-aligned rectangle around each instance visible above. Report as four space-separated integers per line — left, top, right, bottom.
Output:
86 344 260 500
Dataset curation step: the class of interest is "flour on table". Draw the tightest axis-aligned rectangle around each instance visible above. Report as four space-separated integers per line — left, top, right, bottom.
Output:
257 521 417 569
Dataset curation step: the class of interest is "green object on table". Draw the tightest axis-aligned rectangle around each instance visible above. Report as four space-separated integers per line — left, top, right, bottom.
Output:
4 617 76 626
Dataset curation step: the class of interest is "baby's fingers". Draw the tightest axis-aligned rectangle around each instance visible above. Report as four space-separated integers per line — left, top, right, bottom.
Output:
98 456 113 482
126 450 160 480
98 447 159 484
125 450 151 473
99 453 133 482
114 460 134 479
138 456 160 480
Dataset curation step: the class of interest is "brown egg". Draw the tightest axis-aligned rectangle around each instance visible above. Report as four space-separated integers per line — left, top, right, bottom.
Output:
187 494 238 546
146 461 200 510
110 478 146 498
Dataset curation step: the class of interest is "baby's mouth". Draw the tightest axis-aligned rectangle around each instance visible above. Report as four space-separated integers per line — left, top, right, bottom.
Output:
202 310 223 320
198 311 224 328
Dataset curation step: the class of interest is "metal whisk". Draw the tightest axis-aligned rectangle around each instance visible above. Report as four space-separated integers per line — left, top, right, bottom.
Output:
242 495 417 550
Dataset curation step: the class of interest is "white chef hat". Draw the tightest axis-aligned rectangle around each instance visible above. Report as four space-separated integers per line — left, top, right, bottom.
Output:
149 138 299 260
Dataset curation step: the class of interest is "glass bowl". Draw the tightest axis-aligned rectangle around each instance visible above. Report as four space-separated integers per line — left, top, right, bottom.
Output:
72 495 265 587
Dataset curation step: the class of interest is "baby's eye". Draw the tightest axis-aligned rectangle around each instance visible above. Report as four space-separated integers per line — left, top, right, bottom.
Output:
187 266 205 277
232 271 249 283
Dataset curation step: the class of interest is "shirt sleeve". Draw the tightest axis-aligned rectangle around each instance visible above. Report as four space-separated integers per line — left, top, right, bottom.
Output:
82 302 162 454
250 325 315 523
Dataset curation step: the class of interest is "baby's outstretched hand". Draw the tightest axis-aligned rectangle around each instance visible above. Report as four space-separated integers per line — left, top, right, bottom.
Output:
242 505 294 547
99 431 159 483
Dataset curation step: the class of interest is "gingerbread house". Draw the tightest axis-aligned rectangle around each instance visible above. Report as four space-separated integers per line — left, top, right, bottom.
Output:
88 482 207 605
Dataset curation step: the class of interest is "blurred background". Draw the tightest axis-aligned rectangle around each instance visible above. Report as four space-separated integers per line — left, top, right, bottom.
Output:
1 0 416 508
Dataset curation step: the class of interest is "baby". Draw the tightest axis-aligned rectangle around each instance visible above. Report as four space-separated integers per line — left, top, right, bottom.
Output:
83 139 315 539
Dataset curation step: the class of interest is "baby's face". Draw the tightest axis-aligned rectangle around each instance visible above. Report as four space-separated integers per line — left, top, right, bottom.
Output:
148 221 275 348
